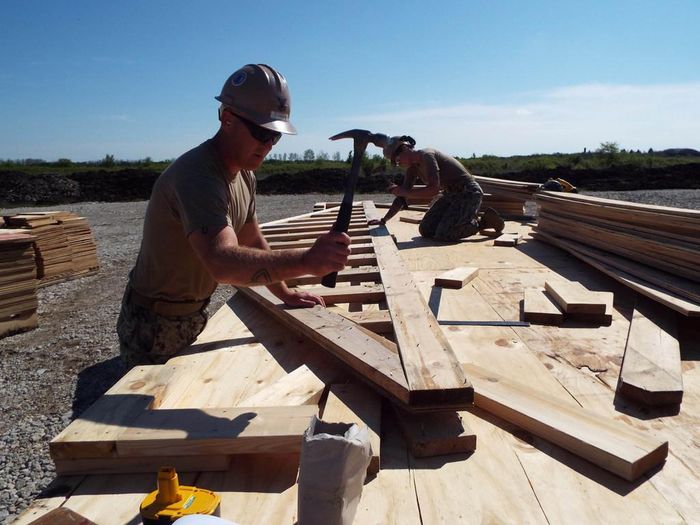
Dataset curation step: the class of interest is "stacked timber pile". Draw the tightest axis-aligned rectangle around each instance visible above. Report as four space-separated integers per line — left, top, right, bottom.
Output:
3 211 99 286
0 230 38 337
475 175 541 217
532 191 700 317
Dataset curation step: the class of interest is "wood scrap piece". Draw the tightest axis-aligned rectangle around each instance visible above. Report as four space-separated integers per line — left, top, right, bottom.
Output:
236 286 411 406
463 363 668 481
364 201 473 408
116 405 317 457
545 280 607 314
393 407 476 458
618 299 683 407
566 290 614 326
434 267 479 289
494 233 522 246
238 364 327 407
522 289 564 325
322 383 381 474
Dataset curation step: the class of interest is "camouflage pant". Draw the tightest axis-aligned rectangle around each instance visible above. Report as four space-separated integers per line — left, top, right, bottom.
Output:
419 190 483 241
116 285 208 368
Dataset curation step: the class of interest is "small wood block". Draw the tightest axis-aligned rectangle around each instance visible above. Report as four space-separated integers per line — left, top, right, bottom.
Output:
522 289 564 325
434 267 479 289
545 280 608 314
566 291 614 326
494 233 521 246
393 407 476 458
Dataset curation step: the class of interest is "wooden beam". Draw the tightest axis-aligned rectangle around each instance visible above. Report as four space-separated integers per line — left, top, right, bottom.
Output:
301 283 385 304
115 405 317 457
235 286 411 406
392 407 476 458
618 298 683 406
463 363 668 481
364 201 473 407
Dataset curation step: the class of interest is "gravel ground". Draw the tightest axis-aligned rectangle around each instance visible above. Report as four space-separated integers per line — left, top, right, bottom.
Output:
1 189 698 523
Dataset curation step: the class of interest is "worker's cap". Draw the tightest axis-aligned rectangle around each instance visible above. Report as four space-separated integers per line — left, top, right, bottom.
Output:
215 64 297 135
383 135 416 164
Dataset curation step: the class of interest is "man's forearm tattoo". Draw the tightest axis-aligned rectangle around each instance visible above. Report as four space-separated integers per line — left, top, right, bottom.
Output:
250 269 272 284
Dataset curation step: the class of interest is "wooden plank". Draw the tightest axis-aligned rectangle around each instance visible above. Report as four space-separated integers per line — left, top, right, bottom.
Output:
53 454 231 475
116 405 317 457
300 283 385 304
235 286 411 406
434 267 479 289
268 236 372 250
322 383 381 475
238 364 326 407
328 308 393 334
523 289 564 325
393 407 476 458
494 233 522 246
50 364 177 460
545 279 608 314
618 299 683 406
534 230 700 317
463 363 669 481
364 201 473 407
284 266 381 287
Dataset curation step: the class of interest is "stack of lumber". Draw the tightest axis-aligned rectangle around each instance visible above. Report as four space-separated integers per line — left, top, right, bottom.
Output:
532 191 700 317
3 211 99 286
55 213 100 277
3 214 72 286
0 230 38 337
475 175 541 216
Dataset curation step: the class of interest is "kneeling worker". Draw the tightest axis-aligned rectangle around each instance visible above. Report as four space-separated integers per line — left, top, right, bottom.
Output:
117 64 351 367
369 135 504 240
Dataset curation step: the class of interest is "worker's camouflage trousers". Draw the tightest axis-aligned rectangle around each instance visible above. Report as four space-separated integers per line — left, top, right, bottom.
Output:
419 190 483 241
116 287 208 368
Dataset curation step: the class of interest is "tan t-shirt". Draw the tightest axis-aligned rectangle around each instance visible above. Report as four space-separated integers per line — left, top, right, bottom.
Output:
405 148 482 194
130 139 257 302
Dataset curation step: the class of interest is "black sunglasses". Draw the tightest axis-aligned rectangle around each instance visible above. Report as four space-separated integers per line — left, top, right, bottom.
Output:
225 108 282 145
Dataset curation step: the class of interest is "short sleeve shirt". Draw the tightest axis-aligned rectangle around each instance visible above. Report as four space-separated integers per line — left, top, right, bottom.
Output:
130 139 257 301
406 148 482 194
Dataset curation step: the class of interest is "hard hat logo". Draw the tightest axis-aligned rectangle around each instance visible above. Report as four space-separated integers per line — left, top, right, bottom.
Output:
231 71 247 86
215 64 297 135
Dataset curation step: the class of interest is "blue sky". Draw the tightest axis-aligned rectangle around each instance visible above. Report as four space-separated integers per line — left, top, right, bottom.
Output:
1 0 698 162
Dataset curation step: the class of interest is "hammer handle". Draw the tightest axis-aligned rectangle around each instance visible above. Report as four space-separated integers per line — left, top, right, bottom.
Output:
320 200 354 288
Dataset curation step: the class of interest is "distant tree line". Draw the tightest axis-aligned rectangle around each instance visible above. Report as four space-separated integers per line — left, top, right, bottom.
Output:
2 143 699 179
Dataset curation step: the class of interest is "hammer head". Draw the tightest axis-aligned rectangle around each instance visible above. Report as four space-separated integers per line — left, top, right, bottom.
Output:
329 129 390 150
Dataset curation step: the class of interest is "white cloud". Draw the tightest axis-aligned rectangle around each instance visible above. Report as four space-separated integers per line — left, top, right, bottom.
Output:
339 82 700 156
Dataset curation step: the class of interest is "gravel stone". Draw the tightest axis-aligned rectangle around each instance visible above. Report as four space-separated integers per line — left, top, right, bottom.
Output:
0 190 697 523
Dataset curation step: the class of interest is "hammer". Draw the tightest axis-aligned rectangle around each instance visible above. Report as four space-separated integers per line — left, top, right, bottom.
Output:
321 129 385 288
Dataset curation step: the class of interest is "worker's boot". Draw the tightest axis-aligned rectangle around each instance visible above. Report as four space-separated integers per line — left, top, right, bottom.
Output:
478 207 505 233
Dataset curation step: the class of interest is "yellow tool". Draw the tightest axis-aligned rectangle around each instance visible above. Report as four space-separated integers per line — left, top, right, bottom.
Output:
140 467 221 524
